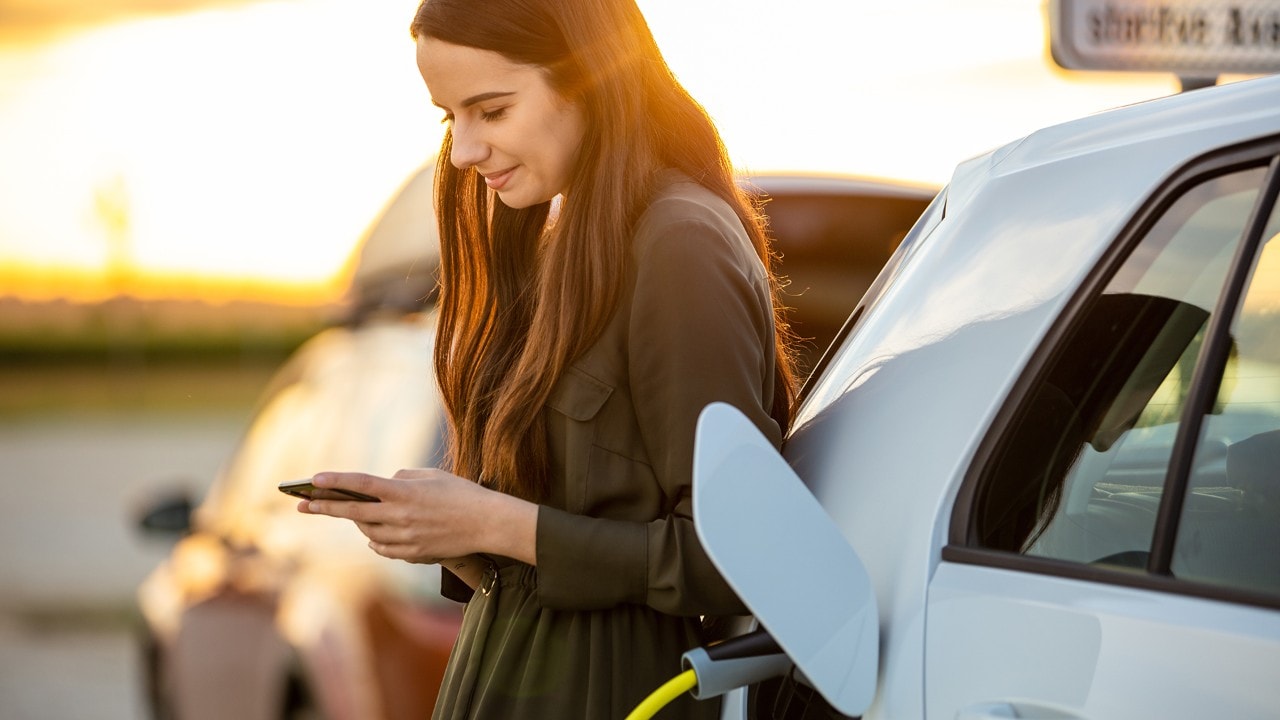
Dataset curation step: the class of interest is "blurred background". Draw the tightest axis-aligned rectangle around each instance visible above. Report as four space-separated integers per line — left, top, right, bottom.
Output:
0 0 1190 718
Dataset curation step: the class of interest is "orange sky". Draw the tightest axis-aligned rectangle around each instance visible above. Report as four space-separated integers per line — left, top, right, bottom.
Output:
0 0 1182 305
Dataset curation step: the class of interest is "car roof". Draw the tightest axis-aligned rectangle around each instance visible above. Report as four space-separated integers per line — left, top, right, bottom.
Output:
344 162 441 322
947 74 1280 218
1002 73 1280 171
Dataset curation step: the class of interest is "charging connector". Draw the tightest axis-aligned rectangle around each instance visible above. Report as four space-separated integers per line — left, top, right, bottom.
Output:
680 629 791 701
625 629 792 719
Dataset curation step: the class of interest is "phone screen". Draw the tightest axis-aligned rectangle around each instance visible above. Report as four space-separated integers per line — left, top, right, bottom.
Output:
278 479 380 502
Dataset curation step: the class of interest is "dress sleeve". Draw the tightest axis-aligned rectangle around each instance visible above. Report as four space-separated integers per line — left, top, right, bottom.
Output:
535 206 783 616
440 567 474 603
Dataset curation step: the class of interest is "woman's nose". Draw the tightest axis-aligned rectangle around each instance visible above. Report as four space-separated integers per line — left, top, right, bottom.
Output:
449 123 488 170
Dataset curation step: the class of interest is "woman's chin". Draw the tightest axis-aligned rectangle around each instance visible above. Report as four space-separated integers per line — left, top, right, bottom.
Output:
496 189 553 210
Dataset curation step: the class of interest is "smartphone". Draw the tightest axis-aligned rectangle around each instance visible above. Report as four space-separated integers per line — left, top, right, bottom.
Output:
278 479 380 502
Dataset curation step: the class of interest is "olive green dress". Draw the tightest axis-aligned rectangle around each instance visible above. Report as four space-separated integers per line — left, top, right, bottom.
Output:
432 170 784 719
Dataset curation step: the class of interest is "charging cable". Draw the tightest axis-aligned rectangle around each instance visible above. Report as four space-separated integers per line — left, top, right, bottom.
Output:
624 629 790 720
623 670 698 720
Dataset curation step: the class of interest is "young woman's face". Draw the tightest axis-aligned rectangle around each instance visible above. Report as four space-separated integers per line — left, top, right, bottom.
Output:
417 37 588 209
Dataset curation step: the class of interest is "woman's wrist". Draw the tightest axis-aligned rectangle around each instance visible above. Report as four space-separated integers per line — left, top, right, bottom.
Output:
479 491 539 565
441 555 484 589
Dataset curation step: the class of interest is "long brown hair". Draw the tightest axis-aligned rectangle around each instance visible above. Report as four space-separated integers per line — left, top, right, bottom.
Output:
411 0 797 501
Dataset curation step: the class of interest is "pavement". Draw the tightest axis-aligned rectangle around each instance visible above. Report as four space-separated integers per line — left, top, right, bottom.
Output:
0 411 243 720
0 610 144 720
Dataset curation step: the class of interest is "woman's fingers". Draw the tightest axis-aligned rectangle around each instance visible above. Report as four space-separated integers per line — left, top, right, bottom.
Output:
296 467 487 561
312 471 394 500
368 541 437 563
355 520 415 544
303 496 386 521
392 467 439 481
300 470 414 518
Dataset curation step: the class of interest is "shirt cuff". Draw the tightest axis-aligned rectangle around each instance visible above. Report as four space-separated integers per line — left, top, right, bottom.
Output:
535 505 648 610
440 566 474 603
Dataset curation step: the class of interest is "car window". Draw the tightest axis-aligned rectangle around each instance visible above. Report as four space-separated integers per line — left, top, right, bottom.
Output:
1174 200 1280 594
968 162 1279 597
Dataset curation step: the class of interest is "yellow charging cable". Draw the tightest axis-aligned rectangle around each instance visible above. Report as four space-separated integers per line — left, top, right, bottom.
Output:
623 668 698 720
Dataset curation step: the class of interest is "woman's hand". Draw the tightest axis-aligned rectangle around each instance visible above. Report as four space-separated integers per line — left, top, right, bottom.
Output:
296 468 538 567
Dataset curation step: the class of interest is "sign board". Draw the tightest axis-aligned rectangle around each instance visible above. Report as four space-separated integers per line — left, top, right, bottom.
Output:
1049 1 1280 75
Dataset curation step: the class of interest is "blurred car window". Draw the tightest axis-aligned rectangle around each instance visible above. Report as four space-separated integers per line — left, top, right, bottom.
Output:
750 176 937 374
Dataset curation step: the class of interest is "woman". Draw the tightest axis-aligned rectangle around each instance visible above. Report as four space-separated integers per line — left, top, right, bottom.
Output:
299 0 797 716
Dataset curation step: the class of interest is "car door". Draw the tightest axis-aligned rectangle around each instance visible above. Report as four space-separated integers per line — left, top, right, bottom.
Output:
928 140 1280 719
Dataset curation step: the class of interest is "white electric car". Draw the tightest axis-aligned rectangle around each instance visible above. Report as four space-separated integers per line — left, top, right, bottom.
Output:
696 73 1280 719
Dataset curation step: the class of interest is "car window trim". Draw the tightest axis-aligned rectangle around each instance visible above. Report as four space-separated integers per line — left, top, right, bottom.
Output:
942 545 1280 612
946 134 1280 607
1150 153 1280 575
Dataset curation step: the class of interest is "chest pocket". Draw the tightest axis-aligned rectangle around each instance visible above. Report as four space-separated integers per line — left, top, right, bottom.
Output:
546 367 613 514
547 366 613 421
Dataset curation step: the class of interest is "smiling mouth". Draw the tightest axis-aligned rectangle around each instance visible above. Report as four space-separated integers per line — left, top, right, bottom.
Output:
481 167 516 191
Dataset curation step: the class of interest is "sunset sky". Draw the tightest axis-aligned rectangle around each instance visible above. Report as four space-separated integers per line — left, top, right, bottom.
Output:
0 0 1182 304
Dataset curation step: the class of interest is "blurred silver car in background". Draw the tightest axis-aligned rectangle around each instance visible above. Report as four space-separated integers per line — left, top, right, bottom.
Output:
135 164 462 720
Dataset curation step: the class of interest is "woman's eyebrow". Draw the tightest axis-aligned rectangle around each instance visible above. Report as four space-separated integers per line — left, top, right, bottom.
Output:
461 91 515 107
434 91 517 111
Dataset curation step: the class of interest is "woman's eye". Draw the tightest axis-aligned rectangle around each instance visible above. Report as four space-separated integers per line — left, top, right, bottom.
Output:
480 107 507 122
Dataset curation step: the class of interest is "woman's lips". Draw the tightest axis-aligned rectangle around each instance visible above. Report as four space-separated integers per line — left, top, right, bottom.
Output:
482 167 515 191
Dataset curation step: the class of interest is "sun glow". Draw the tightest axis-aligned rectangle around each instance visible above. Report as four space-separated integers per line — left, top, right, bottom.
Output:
0 0 1184 304
648 0 1178 181
0 0 437 303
